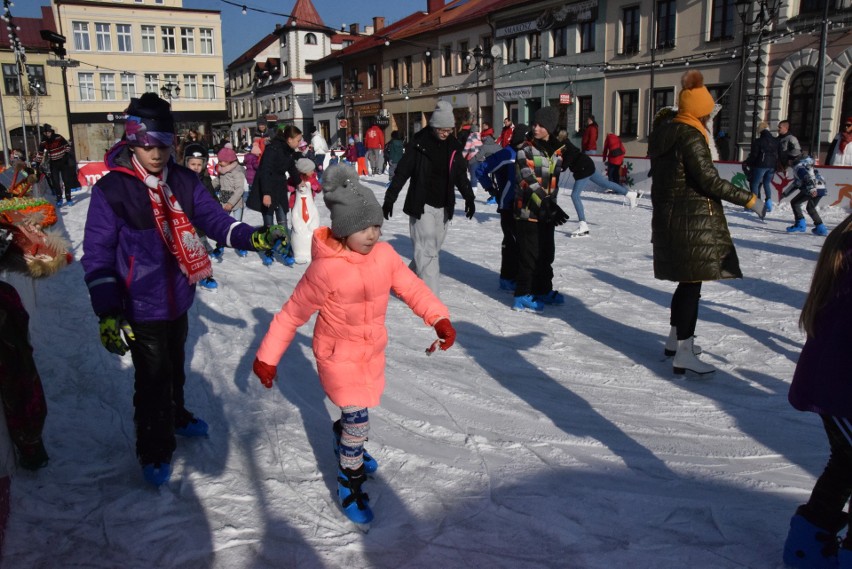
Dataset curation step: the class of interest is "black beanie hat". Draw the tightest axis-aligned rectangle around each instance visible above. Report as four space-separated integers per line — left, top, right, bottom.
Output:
533 107 560 135
509 123 528 147
124 93 175 146
183 142 207 161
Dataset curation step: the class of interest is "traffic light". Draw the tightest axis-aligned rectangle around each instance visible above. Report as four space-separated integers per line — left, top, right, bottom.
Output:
40 29 67 58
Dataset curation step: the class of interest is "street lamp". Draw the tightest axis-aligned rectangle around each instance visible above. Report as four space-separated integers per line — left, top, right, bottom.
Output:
344 78 362 139
160 81 181 102
401 84 410 141
736 0 779 145
464 46 492 125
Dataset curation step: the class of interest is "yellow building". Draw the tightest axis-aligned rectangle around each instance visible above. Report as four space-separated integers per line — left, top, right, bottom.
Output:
52 0 227 160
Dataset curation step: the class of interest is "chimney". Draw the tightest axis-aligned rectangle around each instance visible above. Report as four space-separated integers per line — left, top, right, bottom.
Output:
427 0 445 13
349 23 360 35
373 17 385 31
274 24 281 30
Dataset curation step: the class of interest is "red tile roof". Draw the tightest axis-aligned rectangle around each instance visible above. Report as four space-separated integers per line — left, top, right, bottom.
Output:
1 7 57 51
287 0 326 32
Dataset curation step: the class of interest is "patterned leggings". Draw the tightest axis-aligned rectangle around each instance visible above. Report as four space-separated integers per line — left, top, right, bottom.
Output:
338 407 369 471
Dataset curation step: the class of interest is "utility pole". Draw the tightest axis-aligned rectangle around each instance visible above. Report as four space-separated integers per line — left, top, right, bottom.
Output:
813 0 831 160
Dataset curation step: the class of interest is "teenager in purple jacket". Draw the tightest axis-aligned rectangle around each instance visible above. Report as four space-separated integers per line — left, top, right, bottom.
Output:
783 213 852 567
81 93 286 487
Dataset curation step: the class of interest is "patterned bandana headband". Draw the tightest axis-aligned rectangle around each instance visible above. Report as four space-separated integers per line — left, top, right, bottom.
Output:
124 114 175 148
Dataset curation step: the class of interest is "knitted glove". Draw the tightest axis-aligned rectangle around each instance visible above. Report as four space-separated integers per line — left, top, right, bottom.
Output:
99 315 135 356
250 224 288 251
749 197 767 220
427 318 456 353
382 201 393 220
253 357 277 388
464 199 475 219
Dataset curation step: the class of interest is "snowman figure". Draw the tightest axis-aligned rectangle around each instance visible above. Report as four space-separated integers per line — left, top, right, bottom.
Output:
289 158 321 264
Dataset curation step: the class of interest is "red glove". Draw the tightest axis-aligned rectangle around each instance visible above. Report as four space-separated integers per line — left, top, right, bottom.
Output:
253 357 277 388
431 319 456 351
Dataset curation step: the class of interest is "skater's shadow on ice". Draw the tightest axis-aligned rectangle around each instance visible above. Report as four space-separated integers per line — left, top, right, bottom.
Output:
731 232 820 262
716 275 806 311
454 320 675 480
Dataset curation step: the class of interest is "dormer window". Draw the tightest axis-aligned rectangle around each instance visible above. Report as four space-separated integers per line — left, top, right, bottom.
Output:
305 33 317 45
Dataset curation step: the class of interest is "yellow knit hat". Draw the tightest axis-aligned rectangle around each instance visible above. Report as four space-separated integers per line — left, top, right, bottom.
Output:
677 70 715 118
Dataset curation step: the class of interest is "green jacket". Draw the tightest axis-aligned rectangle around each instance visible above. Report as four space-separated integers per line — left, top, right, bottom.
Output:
648 121 754 282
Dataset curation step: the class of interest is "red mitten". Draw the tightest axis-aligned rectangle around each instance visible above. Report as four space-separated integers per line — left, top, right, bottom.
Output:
253 357 277 388
433 318 456 351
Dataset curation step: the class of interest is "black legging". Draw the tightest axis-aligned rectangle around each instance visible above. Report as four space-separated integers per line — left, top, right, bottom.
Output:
670 282 702 340
803 415 852 532
791 192 823 226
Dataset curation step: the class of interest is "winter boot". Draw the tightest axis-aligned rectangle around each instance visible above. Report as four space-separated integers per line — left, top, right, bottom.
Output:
813 223 829 237
175 415 209 437
783 506 845 569
332 420 378 474
787 218 808 233
765 198 774 213
337 465 373 524
570 221 590 238
535 290 565 305
512 294 544 313
626 191 638 209
664 326 702 357
499 278 517 292
198 277 218 292
672 337 715 376
142 462 172 487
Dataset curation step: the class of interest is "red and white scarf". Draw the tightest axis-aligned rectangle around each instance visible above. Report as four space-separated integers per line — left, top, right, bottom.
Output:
130 155 212 284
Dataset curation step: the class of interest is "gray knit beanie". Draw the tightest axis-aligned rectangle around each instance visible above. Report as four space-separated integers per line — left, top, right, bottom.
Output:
533 106 560 136
322 164 384 238
296 157 315 174
429 100 455 129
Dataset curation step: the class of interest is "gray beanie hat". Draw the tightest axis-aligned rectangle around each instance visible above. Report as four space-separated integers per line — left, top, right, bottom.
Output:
296 157 316 174
533 106 560 135
322 164 384 238
429 100 455 129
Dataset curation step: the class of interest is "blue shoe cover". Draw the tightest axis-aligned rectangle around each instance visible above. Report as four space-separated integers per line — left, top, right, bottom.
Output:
512 294 544 313
142 462 172 487
787 219 807 233
813 223 829 236
175 416 209 437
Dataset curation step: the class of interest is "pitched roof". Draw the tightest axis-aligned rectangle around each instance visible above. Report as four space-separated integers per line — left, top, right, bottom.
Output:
227 33 279 70
1 7 57 51
287 0 326 32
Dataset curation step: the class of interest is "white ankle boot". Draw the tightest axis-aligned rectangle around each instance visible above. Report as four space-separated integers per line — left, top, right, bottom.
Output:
673 337 715 376
664 326 702 357
571 221 590 237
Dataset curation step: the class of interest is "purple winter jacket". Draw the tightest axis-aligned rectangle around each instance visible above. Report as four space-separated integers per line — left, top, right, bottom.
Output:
788 256 852 418
81 144 258 322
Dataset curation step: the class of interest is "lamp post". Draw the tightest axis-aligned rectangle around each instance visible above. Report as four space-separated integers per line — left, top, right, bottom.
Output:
401 84 410 141
160 81 181 103
465 46 492 124
736 0 778 145
344 78 362 140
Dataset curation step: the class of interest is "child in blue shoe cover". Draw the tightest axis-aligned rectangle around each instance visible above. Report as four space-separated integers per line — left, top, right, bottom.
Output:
81 93 287 487
784 213 852 567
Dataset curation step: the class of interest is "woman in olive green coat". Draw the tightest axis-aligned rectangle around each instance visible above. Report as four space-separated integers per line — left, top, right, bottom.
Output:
649 70 766 375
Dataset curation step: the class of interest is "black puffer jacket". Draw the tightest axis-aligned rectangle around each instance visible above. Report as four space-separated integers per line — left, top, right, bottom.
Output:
384 128 474 220
252 135 300 212
746 129 780 169
649 121 755 282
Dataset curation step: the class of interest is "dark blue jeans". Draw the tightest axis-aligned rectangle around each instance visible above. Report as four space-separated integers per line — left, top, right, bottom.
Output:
750 167 774 201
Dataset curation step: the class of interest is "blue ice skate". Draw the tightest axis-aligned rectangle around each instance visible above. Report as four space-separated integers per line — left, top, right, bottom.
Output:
333 420 378 474
512 294 543 313
198 277 218 292
142 462 172 487
499 278 516 292
813 223 829 236
535 290 565 305
783 507 844 569
787 218 807 233
337 465 373 525
175 416 209 437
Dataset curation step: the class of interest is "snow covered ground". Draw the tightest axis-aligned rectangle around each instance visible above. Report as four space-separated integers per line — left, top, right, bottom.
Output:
4 173 846 568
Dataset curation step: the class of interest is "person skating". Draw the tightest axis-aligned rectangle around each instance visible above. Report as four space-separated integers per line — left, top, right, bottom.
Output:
648 71 766 375
81 93 288 487
35 124 79 207
783 154 828 236
253 163 456 526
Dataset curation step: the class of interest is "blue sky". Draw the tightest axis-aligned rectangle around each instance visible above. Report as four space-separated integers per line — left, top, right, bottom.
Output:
15 1 425 64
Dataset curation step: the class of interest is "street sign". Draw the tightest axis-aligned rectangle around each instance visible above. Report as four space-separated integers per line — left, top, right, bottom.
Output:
559 92 572 105
338 119 348 129
47 59 80 67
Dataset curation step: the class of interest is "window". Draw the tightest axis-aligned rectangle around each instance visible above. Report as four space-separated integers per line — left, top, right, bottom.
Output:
200 29 214 55
2 64 19 95
116 24 132 52
506 37 518 63
96 23 112 52
161 26 176 53
404 56 413 86
552 26 568 57
305 33 317 45
100 73 116 100
621 6 640 54
315 79 326 102
183 74 198 99
78 72 95 100
27 65 47 95
458 41 469 74
144 74 158 93
707 85 731 138
652 88 674 120
202 74 216 99
578 96 593 129
163 73 178 95
529 32 541 60
788 71 817 154
656 0 676 48
799 0 823 14
390 59 399 89
141 25 156 53
619 90 640 137
121 73 136 99
368 63 378 90
181 28 194 54
232 102 238 117
73 22 90 51
710 0 735 41
579 21 595 53
442 44 452 76
423 54 433 85
330 76 341 99
239 100 245 118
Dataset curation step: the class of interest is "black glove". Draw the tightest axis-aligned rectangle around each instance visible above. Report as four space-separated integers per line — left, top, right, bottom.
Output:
382 201 393 220
538 197 570 226
464 199 475 219
250 224 288 251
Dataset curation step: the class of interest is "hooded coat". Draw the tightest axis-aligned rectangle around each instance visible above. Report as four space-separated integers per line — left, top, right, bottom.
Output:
256 227 449 408
251 134 300 212
648 119 755 282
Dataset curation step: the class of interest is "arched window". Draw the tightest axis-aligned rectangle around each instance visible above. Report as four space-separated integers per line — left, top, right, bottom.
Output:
787 70 817 154
305 33 317 45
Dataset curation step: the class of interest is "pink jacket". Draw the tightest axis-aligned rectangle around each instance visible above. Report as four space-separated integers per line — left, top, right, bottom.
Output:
256 227 449 407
